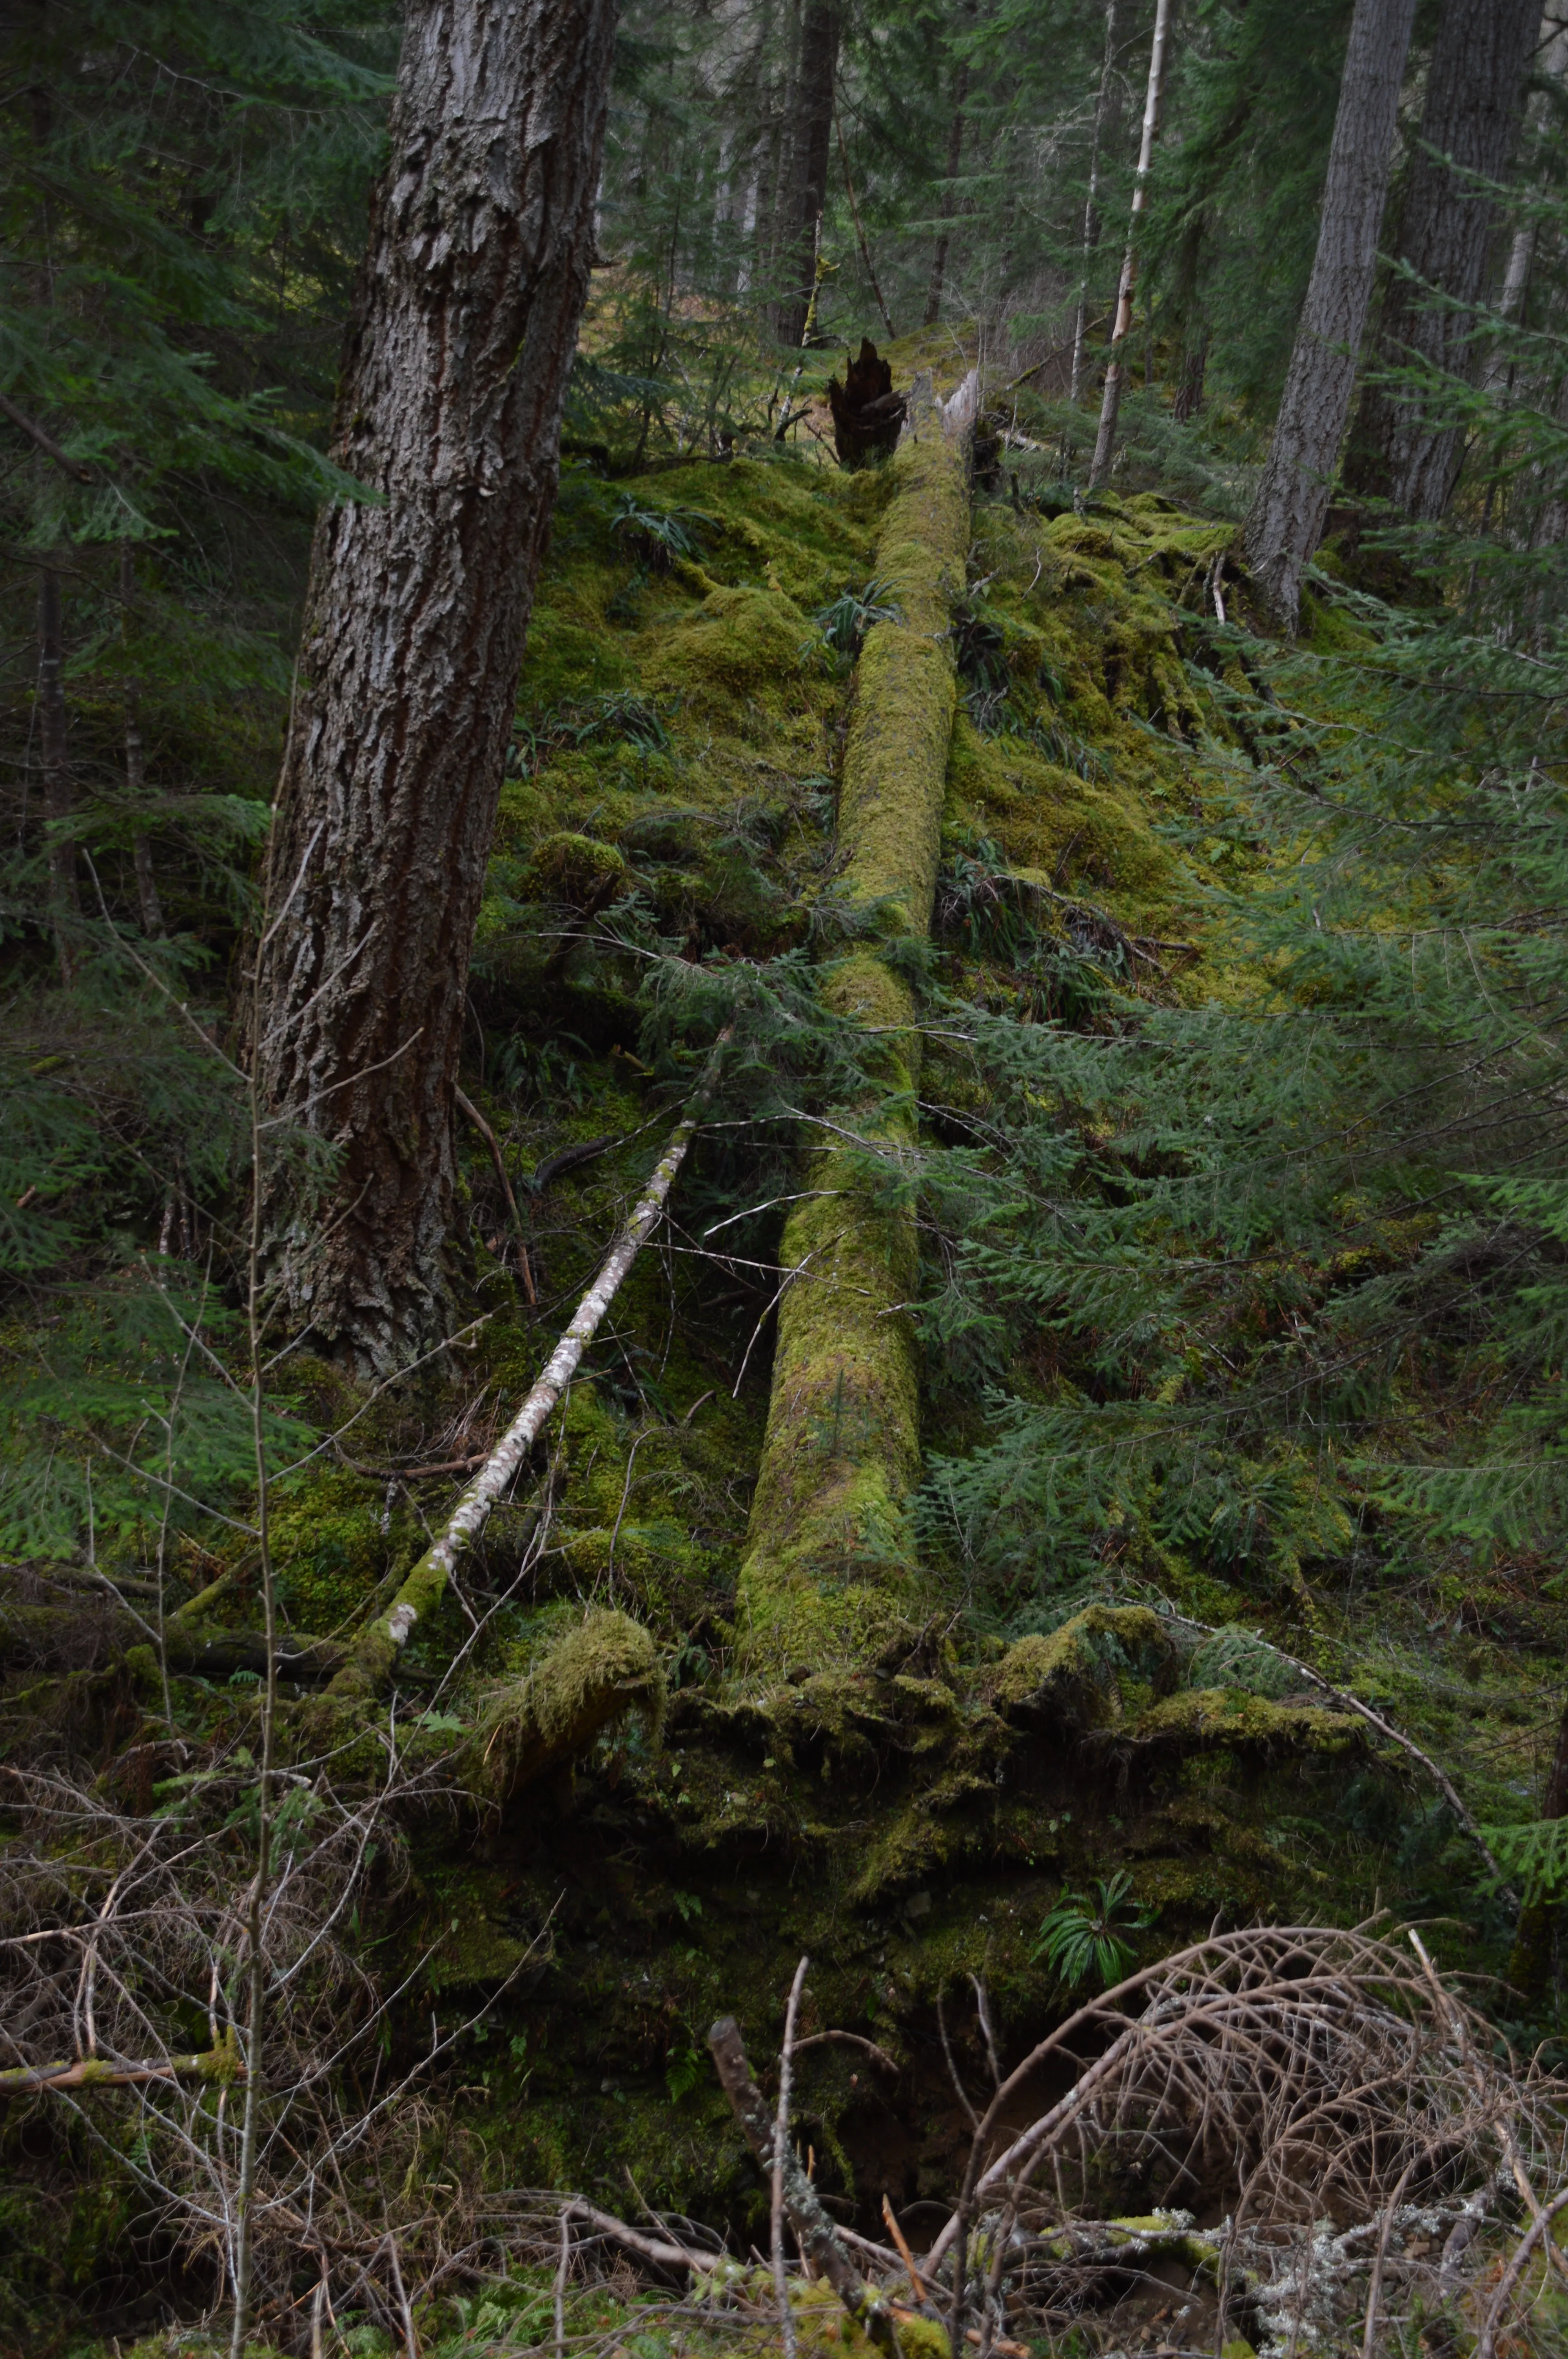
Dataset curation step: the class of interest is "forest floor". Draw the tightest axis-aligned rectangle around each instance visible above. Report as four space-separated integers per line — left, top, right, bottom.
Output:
4 337 1566 2357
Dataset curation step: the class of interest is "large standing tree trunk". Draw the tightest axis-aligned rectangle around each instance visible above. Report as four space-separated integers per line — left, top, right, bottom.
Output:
251 0 617 1376
774 3 842 347
1243 0 1419 630
1345 0 1538 518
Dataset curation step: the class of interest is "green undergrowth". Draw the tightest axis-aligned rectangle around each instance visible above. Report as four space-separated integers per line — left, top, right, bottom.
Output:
6 408 1565 2356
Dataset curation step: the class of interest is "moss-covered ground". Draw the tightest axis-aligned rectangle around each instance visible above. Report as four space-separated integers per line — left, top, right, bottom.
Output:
5 352 1565 2357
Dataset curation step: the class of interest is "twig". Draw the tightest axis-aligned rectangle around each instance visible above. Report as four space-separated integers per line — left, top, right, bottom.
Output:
793 2030 900 2072
936 1993 980 2133
0 2046 241 2095
1474 2183 1568 2359
0 391 96 483
970 1976 1002 2088
555 2208 571 2359
386 2235 418 2359
455 1086 536 1305
774 1957 809 2359
882 2195 928 2299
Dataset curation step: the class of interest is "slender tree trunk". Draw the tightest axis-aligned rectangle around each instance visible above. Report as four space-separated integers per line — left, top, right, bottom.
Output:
1243 0 1419 629
923 61 971 331
762 1 800 321
120 542 162 937
1070 0 1125 405
1169 216 1209 421
36 564 78 981
1345 0 1538 517
1480 14 1567 402
251 0 617 1376
1087 0 1174 489
775 3 841 346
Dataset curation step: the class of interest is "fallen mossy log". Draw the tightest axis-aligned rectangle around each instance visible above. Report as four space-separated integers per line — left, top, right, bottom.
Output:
737 397 970 1673
0 1596 345 1687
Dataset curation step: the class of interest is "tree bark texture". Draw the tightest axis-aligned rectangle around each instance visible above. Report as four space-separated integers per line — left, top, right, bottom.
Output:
775 4 842 346
1087 0 1174 489
1243 0 1419 629
1345 0 1538 517
923 62 971 330
252 0 617 1375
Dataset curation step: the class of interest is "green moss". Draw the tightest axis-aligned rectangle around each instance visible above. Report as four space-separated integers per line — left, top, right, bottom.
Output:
990 1605 1174 1719
267 1467 395 1633
525 830 628 901
470 1607 664 1800
645 583 814 726
1131 1686 1364 1750
738 434 968 1669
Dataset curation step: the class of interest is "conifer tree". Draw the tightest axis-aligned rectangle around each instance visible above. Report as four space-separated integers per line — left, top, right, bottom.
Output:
1244 0 1419 627
775 4 844 344
251 0 618 1375
1345 0 1539 517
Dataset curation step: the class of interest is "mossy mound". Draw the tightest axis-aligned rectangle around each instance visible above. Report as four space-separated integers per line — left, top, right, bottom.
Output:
470 1607 664 1801
646 583 815 725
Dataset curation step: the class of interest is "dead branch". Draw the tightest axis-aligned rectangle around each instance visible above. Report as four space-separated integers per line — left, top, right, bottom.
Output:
707 2013 905 2353
0 2045 241 2095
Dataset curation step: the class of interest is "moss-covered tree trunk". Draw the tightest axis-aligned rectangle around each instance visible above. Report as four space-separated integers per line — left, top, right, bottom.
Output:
738 416 969 1670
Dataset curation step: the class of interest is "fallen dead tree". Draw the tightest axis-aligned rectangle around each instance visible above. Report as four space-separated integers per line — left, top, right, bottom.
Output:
325 1027 730 1708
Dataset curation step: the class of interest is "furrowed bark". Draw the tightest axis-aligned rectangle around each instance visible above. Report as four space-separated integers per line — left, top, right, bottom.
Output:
324 1044 727 1707
252 0 617 1376
1345 0 1538 519
737 400 969 1671
1087 0 1172 489
1243 0 1419 629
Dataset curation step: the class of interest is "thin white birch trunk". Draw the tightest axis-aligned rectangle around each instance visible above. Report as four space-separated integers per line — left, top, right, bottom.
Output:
325 1036 729 1703
1087 0 1173 489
